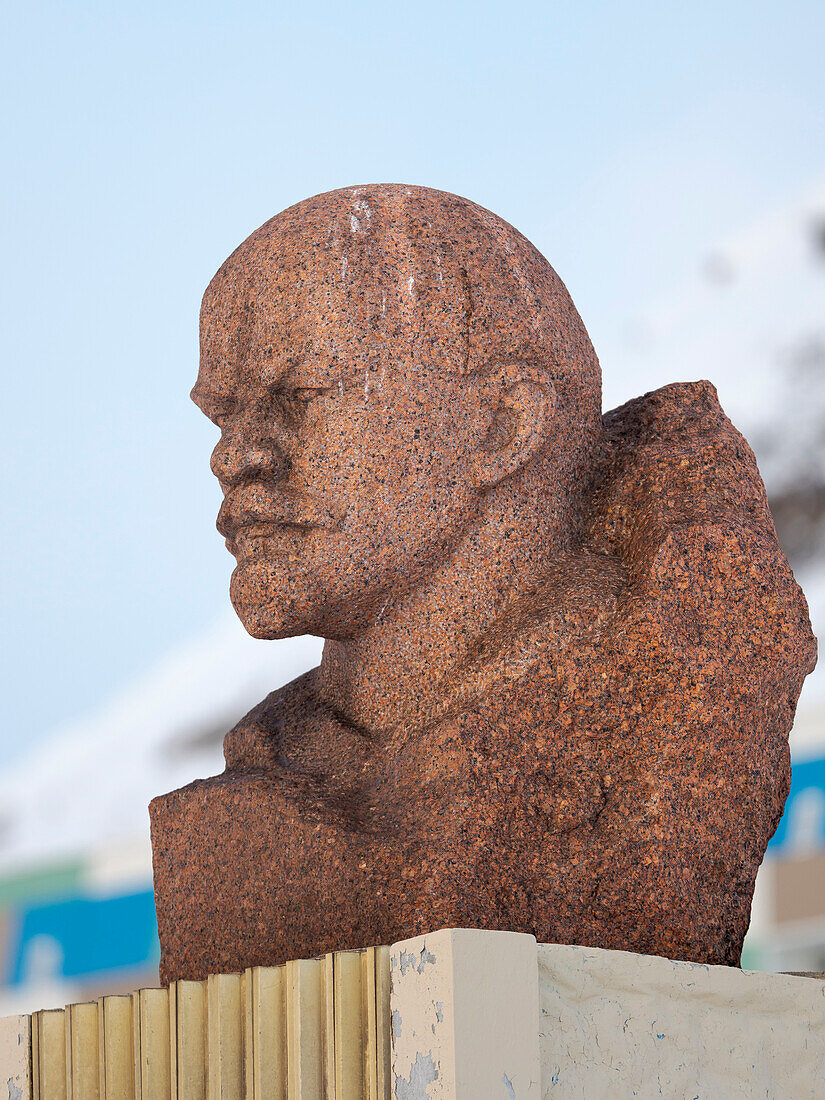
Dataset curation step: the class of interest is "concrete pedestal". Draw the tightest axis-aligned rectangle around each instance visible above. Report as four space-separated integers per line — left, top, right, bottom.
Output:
5 929 825 1097
390 929 825 1098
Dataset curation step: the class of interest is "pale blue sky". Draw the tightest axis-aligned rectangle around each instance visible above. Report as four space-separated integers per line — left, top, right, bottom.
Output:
1 1 823 761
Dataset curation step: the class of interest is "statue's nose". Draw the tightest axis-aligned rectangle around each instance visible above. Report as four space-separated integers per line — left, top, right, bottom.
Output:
210 431 288 487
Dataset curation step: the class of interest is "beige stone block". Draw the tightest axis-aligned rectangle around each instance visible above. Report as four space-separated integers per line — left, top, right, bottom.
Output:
0 1013 31 1100
390 927 539 1100
331 950 364 1099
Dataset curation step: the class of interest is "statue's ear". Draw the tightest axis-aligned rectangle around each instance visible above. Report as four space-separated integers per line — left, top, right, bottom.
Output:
471 376 556 489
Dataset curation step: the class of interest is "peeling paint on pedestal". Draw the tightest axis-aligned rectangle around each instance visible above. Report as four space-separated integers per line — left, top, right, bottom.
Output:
0 1018 30 1100
390 927 539 1099
390 935 446 1098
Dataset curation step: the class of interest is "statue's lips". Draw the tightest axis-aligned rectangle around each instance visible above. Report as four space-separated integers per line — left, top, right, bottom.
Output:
227 522 310 558
217 486 340 551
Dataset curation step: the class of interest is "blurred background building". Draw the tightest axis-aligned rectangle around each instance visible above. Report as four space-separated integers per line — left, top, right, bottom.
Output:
1 1 823 1014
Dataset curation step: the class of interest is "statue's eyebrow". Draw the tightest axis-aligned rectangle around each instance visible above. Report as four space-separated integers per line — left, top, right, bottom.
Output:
260 357 305 388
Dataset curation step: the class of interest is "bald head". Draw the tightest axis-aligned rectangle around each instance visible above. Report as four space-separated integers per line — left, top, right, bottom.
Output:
202 184 601 456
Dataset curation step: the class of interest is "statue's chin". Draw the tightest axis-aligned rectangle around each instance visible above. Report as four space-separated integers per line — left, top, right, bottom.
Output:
234 610 292 640
229 561 309 640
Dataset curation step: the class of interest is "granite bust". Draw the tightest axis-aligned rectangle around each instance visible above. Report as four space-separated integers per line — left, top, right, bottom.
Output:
151 184 816 983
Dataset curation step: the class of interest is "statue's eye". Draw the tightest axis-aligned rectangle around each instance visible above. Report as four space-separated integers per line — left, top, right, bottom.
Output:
269 385 331 422
293 386 331 404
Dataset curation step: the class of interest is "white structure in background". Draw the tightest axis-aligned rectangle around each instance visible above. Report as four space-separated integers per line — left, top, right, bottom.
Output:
0 618 321 1016
602 176 825 737
0 615 323 880
601 177 825 972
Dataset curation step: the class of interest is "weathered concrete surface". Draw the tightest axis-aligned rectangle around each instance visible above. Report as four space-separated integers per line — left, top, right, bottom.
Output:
0 1015 31 1100
389 930 825 1097
538 942 825 1098
390 928 539 1100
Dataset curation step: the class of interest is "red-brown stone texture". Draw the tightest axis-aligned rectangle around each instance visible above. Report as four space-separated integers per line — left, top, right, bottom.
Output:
150 184 816 983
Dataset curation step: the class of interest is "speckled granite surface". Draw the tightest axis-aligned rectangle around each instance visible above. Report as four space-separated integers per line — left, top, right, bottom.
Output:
150 185 816 983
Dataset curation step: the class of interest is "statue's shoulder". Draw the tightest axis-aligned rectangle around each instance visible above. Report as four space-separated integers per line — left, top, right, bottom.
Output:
593 379 774 548
588 380 814 682
223 667 373 776
223 667 329 771
472 381 817 752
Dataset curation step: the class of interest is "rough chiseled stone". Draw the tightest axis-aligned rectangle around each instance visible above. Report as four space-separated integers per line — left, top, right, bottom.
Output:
150 184 816 983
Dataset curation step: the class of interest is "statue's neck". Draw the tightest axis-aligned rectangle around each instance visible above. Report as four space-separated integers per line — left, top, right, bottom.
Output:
317 513 563 735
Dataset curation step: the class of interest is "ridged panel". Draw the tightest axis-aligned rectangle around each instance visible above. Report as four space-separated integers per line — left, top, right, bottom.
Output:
333 950 364 1100
244 965 286 1099
33 1009 67 1100
133 987 171 1100
207 973 243 1099
65 1002 99 1099
13 945 392 1100
171 980 206 1100
285 958 324 1100
98 995 135 1099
